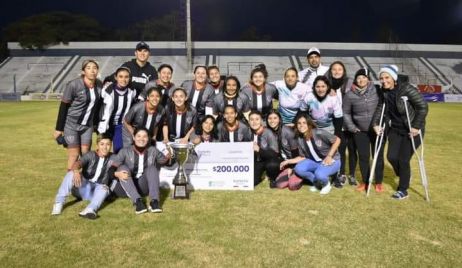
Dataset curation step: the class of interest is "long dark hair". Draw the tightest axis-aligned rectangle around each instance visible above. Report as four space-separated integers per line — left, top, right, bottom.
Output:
326 61 348 93
312 75 331 101
195 115 218 139
250 63 268 85
168 87 190 113
266 110 283 137
223 75 241 95
294 112 317 140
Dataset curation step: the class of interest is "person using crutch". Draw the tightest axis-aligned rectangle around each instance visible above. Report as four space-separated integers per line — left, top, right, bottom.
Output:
343 68 385 193
372 65 428 200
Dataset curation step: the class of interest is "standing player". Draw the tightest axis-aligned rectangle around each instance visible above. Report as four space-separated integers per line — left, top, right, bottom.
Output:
141 64 175 107
98 66 137 153
162 87 197 144
181 66 215 123
326 61 357 186
53 59 102 170
271 67 311 125
240 64 278 120
104 42 158 99
207 65 225 95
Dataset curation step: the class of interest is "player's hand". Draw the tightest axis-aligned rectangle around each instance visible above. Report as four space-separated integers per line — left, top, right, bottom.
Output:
373 126 383 136
53 130 63 139
253 143 260 152
409 128 420 137
115 171 129 180
73 172 82 187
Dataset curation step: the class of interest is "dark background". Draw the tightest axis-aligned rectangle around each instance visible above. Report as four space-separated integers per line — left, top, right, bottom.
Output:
0 0 461 43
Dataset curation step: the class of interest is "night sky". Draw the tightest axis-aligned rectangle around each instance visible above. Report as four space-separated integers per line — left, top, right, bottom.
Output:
1 0 461 44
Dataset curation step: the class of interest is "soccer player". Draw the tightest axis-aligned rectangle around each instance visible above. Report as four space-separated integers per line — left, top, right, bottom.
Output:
207 65 225 95
181 65 215 123
248 111 281 187
217 105 252 142
240 64 278 120
191 115 218 144
212 76 250 122
271 67 311 125
281 113 341 195
98 66 137 153
122 86 166 147
53 59 102 170
110 127 170 214
162 87 197 144
141 64 175 107
51 134 115 219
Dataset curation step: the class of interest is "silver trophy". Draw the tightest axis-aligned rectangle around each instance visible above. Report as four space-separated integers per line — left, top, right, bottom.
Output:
167 142 195 199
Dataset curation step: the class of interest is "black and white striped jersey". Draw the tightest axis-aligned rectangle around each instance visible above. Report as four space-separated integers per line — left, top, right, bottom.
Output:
79 151 116 185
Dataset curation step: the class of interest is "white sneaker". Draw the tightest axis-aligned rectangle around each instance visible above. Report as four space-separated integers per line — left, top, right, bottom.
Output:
51 203 63 215
79 207 97 220
319 182 332 195
309 186 319 192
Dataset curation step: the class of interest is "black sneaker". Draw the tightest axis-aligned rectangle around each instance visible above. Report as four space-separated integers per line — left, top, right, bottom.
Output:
338 174 347 185
348 175 358 186
391 191 409 200
269 179 277 189
148 199 163 213
135 198 147 214
333 176 343 189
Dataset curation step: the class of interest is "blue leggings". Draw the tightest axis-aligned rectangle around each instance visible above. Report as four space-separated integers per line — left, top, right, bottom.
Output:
112 124 124 153
294 158 341 184
54 171 109 212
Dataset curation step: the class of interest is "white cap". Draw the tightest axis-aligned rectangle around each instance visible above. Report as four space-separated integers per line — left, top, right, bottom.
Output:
307 47 321 57
378 65 399 81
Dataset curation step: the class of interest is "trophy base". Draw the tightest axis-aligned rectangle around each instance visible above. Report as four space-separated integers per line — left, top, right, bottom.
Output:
173 184 189 199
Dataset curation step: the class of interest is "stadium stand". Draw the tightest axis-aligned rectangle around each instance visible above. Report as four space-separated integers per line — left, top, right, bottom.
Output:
1 41 461 99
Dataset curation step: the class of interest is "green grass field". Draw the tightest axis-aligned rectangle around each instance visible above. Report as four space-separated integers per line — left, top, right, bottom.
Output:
0 101 461 267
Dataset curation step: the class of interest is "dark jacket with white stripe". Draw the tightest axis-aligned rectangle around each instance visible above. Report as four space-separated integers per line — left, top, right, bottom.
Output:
217 121 252 142
181 80 215 119
112 146 169 177
164 104 197 141
122 102 166 146
240 83 278 117
79 151 116 185
296 129 340 161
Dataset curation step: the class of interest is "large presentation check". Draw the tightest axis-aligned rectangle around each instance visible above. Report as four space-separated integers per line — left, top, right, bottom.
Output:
158 142 254 190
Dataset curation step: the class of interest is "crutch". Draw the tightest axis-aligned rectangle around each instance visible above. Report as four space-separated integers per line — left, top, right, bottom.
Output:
401 96 430 203
366 103 386 197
